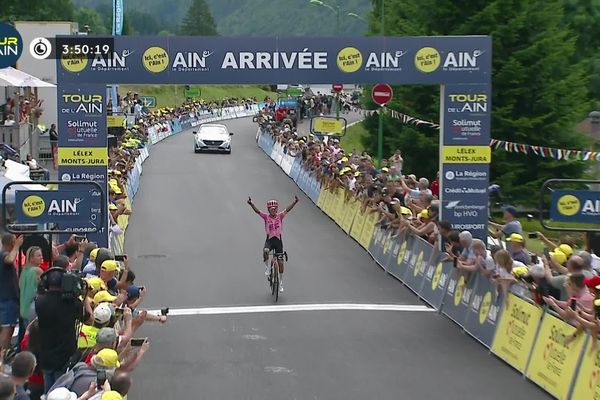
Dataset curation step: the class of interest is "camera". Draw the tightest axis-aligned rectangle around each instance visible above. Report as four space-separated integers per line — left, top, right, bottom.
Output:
60 271 87 300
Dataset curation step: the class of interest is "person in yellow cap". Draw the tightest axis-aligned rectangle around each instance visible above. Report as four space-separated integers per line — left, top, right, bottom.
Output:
81 246 100 276
535 232 576 255
100 257 130 296
92 290 117 306
505 233 530 265
86 277 107 297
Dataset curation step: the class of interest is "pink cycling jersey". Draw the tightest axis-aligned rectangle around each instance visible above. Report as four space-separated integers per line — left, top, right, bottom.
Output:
259 211 285 239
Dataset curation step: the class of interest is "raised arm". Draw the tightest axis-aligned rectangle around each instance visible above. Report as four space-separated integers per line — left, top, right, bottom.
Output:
247 197 261 214
283 196 299 216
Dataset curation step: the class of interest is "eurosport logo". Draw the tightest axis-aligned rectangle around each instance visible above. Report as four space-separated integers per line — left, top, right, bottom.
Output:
444 169 487 182
0 22 23 68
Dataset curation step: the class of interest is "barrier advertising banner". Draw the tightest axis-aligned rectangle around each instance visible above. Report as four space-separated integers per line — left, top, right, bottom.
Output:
463 275 503 348
57 36 492 85
341 198 359 234
419 258 453 309
15 189 97 227
359 211 379 250
349 208 366 242
403 235 428 293
57 83 108 247
441 270 476 327
571 337 600 400
369 227 387 264
550 189 600 224
491 294 543 373
526 312 586 400
389 234 414 282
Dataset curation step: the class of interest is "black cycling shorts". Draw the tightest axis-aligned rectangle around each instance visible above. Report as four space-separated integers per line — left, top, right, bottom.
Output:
264 236 284 256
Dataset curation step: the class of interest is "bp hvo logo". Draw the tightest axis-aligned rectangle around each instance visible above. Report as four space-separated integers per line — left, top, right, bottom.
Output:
0 22 23 68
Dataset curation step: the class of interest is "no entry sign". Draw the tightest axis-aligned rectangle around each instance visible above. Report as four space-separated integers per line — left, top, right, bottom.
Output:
332 83 343 93
371 83 393 106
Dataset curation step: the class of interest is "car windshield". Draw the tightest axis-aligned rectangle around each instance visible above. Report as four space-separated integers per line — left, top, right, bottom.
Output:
200 126 227 136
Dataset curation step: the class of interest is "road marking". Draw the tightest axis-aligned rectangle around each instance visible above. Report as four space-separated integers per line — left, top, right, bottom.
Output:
147 303 434 316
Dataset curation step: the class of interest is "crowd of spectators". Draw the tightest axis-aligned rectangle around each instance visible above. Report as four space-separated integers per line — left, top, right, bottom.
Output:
1 91 43 127
0 89 175 400
255 103 600 338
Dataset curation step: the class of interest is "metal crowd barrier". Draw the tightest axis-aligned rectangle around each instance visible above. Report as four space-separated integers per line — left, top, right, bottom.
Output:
256 127 600 400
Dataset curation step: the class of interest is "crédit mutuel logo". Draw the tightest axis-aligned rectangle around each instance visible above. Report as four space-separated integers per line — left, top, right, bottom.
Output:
0 22 23 68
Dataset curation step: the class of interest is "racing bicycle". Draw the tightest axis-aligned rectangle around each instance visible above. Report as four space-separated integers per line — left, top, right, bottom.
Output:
268 250 288 302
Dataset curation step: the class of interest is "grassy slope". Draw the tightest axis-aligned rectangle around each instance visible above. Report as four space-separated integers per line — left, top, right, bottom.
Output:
119 85 278 109
341 122 368 154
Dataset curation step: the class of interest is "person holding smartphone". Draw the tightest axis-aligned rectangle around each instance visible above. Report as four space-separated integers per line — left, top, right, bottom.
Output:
543 272 594 325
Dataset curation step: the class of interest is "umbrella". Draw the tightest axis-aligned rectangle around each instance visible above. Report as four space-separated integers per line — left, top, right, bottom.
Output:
0 67 55 88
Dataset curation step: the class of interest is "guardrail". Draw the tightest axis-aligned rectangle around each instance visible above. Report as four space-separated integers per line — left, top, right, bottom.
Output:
257 127 599 400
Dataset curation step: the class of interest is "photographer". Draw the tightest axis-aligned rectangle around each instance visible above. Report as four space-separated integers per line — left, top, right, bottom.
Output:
35 267 90 393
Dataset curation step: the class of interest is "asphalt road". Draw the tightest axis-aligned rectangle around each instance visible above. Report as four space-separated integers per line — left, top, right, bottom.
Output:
124 116 549 399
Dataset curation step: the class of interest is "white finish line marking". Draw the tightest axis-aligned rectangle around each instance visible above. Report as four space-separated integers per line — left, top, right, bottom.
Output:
147 303 434 316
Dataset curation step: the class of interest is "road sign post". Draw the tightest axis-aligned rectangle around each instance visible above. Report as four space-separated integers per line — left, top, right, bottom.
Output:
371 84 394 168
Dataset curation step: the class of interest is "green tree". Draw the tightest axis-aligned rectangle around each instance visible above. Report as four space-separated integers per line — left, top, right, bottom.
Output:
1 0 74 22
73 7 107 34
362 0 591 206
180 0 218 36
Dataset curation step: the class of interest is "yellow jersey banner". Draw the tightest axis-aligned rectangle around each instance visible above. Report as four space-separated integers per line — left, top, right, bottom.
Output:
442 146 491 164
525 312 585 400
491 294 543 372
58 147 108 166
571 336 600 400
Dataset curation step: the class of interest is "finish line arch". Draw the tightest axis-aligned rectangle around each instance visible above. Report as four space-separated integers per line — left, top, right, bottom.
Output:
55 36 492 246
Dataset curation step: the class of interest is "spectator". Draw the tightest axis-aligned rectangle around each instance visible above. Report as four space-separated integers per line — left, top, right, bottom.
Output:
543 255 593 301
3 114 16 126
489 205 522 246
19 246 44 347
48 349 120 397
0 233 23 355
87 371 131 400
81 248 99 277
35 268 88 393
543 272 594 322
505 234 530 265
0 373 15 400
77 304 113 350
24 154 40 170
11 351 36 400
19 320 44 400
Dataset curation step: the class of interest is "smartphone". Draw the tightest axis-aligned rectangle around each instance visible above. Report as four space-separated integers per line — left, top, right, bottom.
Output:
543 248 550 259
96 369 107 387
570 299 577 311
130 337 147 347
161 307 169 316
528 232 538 239
114 255 127 261
74 235 86 243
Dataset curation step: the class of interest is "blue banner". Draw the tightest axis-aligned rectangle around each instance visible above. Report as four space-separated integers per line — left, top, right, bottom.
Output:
57 36 492 85
463 274 504 348
550 189 600 224
441 269 477 328
113 0 124 36
440 83 491 241
57 84 109 247
16 189 99 228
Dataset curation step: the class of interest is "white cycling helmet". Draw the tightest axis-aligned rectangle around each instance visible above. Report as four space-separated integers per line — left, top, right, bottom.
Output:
266 199 278 209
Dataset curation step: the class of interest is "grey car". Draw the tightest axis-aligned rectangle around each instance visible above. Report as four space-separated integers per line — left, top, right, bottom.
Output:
193 123 233 154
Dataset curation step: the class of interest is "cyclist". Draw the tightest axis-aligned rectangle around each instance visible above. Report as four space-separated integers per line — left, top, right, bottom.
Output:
247 196 299 292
